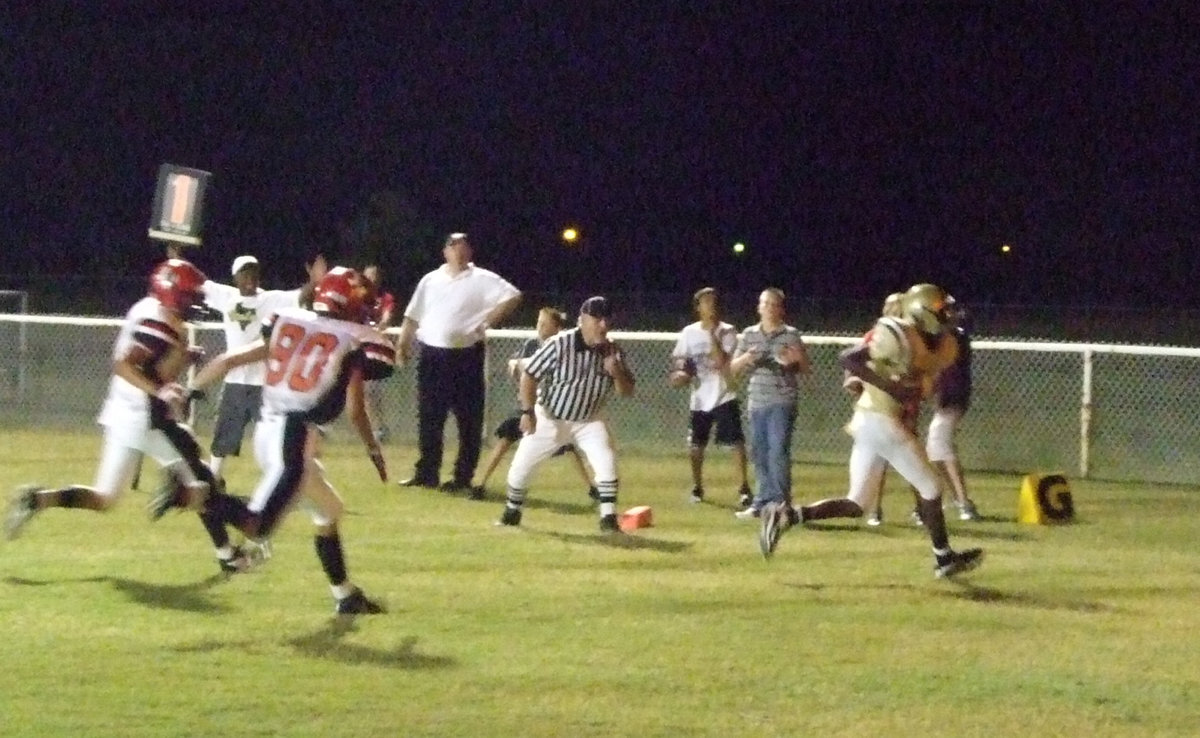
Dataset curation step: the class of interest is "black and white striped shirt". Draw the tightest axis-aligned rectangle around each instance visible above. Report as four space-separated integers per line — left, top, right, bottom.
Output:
524 327 614 421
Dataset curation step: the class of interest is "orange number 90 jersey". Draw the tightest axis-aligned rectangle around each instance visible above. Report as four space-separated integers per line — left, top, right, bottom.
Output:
261 307 395 423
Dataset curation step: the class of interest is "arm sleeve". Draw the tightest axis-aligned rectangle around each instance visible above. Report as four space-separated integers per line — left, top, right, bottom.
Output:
402 275 429 321
720 325 738 353
201 280 237 312
131 318 182 361
482 270 521 304
360 338 396 381
523 338 559 381
670 331 688 359
260 312 277 343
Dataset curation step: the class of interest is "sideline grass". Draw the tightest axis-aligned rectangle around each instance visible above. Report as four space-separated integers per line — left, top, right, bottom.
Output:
1 428 1198 737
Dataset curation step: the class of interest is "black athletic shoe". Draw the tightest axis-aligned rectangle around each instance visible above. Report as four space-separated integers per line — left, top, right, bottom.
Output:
468 485 486 501
336 588 386 615
689 485 704 504
495 507 522 527
4 485 42 540
934 548 985 578
439 480 472 494
598 513 621 533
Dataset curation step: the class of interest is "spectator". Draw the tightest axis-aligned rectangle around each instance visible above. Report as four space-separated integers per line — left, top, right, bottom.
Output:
729 288 811 519
395 233 521 492
668 287 751 507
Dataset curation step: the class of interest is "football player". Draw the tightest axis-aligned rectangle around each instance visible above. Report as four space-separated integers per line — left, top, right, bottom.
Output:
926 296 980 520
3 259 263 573
199 254 325 481
360 264 395 444
761 284 984 578
156 266 395 614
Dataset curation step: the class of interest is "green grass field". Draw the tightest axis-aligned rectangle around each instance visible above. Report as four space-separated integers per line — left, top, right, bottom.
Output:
1 429 1198 737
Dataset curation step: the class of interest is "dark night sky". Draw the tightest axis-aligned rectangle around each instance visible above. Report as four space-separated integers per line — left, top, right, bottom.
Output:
3 2 1199 306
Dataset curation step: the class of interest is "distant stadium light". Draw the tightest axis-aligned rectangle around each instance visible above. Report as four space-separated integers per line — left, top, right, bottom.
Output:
732 242 746 254
1001 243 1013 254
562 227 579 243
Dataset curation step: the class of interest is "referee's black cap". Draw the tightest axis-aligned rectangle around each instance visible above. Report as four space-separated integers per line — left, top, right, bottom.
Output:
579 296 613 320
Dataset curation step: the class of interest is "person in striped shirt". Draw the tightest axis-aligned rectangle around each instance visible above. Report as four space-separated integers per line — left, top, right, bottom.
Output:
496 296 635 532
730 288 811 519
472 306 597 501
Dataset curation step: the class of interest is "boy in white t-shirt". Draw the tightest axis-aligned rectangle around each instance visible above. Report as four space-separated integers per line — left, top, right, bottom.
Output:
668 288 751 507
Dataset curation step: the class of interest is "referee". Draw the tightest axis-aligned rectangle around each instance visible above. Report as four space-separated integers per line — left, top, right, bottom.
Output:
496 296 635 532
396 233 521 491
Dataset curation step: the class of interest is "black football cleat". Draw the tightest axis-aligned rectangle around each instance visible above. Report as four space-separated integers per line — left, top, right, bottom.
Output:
598 513 621 533
934 548 985 578
335 587 386 615
495 507 522 527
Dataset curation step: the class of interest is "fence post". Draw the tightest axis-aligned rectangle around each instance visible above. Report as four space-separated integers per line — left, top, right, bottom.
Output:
1079 348 1093 478
186 323 198 426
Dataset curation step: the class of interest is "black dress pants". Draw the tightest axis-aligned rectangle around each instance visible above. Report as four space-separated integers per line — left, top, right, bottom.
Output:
413 342 485 484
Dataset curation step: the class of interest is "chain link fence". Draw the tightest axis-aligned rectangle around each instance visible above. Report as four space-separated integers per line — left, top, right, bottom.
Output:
2 314 1199 485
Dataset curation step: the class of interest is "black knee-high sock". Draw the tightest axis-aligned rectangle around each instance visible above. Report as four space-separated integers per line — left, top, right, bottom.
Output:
54 486 93 509
198 511 230 548
201 492 254 537
917 496 951 552
315 533 348 586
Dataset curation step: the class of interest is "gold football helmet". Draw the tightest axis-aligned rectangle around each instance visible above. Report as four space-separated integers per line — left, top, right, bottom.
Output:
903 283 951 335
881 292 904 318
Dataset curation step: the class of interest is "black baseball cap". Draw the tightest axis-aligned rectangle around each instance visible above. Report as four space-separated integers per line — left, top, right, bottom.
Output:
579 296 613 319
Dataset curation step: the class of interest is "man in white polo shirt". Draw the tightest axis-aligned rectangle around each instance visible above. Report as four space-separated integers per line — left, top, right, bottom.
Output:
396 233 522 492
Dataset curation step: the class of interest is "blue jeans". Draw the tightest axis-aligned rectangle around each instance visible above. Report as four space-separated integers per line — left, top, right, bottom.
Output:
749 402 797 508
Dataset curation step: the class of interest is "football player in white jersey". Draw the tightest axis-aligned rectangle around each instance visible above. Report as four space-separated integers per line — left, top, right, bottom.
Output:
761 284 984 578
157 266 395 614
3 260 263 572
199 254 326 479
669 287 751 507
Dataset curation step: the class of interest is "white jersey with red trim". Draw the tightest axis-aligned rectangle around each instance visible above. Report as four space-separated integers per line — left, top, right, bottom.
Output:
260 307 395 423
97 296 186 425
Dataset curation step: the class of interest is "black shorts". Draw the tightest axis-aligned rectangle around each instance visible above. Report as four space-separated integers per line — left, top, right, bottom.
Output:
495 415 523 443
494 413 575 456
688 400 745 448
211 383 262 457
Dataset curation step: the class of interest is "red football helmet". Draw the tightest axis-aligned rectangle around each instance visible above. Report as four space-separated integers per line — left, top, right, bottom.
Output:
149 259 207 314
312 266 373 322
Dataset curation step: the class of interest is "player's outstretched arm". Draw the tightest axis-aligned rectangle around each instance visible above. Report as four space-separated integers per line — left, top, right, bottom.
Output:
190 340 268 392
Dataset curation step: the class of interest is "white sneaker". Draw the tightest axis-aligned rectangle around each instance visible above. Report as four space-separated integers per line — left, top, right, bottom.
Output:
733 507 760 520
958 500 980 521
866 510 883 527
